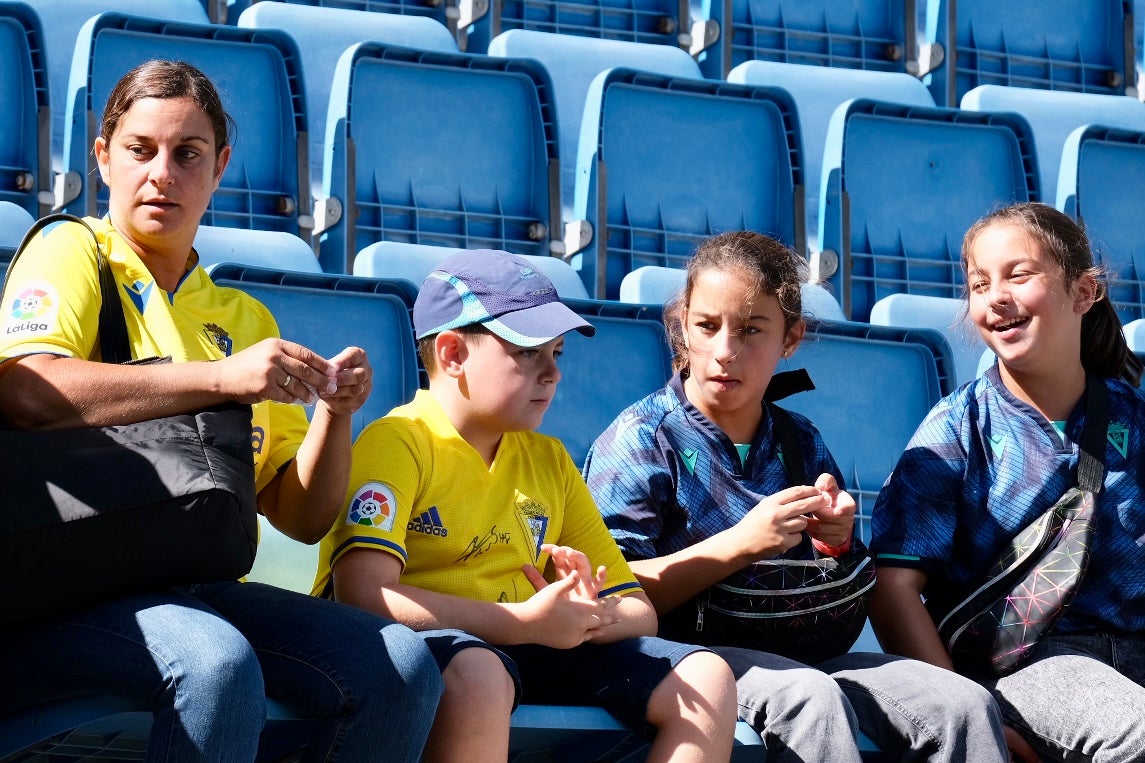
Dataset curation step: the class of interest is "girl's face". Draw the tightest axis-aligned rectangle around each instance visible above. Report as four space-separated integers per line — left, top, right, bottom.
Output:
966 223 1095 381
681 267 802 441
94 96 230 262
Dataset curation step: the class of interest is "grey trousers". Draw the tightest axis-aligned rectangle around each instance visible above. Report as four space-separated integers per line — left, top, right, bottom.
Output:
713 646 1008 762
984 633 1145 762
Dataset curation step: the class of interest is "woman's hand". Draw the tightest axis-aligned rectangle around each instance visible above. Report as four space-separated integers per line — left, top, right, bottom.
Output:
215 338 338 405
804 472 856 549
318 346 372 416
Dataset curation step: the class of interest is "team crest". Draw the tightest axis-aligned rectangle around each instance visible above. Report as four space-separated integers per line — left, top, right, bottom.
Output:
515 495 550 561
347 482 397 531
203 323 233 356
4 282 58 337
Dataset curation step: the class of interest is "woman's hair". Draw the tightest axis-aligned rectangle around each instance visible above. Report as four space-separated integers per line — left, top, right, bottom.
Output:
961 201 1142 386
100 60 235 155
665 230 806 374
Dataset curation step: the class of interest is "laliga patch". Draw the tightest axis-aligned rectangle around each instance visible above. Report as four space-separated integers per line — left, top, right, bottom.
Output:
5 281 58 337
346 482 397 532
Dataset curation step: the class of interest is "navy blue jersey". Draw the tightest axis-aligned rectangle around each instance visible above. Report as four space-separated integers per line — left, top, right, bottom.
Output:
872 364 1145 634
584 373 844 562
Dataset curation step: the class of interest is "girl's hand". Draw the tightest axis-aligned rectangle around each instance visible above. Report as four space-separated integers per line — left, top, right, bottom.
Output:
805 473 856 549
738 486 819 558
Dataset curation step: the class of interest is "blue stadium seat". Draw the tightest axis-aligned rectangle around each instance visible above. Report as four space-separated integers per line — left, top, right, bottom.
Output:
540 312 672 466
1057 125 1145 323
223 0 463 45
924 0 1137 106
487 29 702 222
0 1 50 218
1124 318 1145 352
195 227 322 273
207 267 421 439
618 264 846 321
727 60 935 254
0 200 35 267
962 85 1145 203
33 0 209 180
319 42 560 273
781 320 952 543
474 0 694 60
62 13 312 239
573 69 804 299
818 99 1038 321
237 2 457 201
354 241 591 299
869 293 983 386
696 0 918 81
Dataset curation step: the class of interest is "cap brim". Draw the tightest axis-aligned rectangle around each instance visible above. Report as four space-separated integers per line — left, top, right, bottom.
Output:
482 302 596 347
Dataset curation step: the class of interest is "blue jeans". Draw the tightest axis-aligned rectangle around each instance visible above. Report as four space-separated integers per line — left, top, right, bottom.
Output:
985 633 1145 762
0 581 443 762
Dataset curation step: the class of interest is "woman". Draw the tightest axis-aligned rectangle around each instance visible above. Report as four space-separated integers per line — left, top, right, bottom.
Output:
0 60 441 762
870 202 1145 762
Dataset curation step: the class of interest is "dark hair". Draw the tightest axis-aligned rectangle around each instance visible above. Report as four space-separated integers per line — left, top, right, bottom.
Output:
961 201 1142 386
100 60 234 155
417 323 490 373
666 231 806 374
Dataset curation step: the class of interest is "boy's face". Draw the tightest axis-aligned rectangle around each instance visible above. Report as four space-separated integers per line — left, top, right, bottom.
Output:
461 331 564 434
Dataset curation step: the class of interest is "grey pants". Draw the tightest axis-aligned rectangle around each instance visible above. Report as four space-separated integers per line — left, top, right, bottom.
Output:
713 646 1008 762
984 633 1145 762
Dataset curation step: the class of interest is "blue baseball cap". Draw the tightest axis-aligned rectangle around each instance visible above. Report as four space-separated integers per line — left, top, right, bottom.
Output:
413 250 595 347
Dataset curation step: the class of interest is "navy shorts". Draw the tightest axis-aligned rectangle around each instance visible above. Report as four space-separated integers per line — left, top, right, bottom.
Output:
420 629 706 735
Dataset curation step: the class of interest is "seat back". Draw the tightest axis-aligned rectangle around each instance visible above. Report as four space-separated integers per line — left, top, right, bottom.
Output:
195 227 321 273
34 0 208 175
728 60 934 253
962 85 1145 200
869 293 983 386
64 13 310 238
320 42 559 273
925 0 1136 106
574 69 803 299
0 200 35 269
540 313 672 466
354 241 590 299
487 30 701 218
819 99 1038 321
781 321 950 543
698 0 916 80
0 2 49 217
1058 125 1145 323
237 3 457 199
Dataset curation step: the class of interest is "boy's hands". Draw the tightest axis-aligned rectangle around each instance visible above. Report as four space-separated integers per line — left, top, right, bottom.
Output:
804 473 855 549
518 545 620 648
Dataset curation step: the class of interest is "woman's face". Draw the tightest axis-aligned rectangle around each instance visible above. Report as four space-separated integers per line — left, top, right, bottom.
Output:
94 96 230 261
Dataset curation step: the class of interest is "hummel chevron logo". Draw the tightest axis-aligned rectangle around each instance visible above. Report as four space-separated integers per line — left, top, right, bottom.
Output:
987 434 1006 459
681 448 699 476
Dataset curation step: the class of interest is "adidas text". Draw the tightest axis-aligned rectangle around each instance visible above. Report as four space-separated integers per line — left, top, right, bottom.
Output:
408 519 448 537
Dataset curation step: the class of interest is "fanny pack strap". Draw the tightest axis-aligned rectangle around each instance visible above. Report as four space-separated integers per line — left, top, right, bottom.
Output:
1077 374 1108 494
5 214 132 364
765 402 807 486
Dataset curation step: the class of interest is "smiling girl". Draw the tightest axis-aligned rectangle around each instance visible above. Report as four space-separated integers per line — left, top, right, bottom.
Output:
585 230 1007 761
870 202 1145 761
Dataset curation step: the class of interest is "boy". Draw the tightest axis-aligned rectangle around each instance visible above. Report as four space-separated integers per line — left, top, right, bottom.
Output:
312 250 737 763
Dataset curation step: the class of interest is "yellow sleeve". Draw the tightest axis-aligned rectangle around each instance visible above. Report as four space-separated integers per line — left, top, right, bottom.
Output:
0 218 103 360
554 444 643 597
251 400 311 493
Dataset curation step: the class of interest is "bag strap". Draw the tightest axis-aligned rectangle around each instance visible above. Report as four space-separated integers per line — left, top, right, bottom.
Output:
766 402 807 485
3 214 132 364
1077 374 1109 494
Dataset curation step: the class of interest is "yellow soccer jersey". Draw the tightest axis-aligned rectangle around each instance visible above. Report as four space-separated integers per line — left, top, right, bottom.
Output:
0 216 308 490
313 390 643 603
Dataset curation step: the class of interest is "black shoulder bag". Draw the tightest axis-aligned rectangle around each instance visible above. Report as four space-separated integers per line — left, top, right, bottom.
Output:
925 378 1106 677
659 402 876 665
0 214 258 623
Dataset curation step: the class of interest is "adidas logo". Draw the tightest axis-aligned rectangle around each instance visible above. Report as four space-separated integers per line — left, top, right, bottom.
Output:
408 506 448 537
